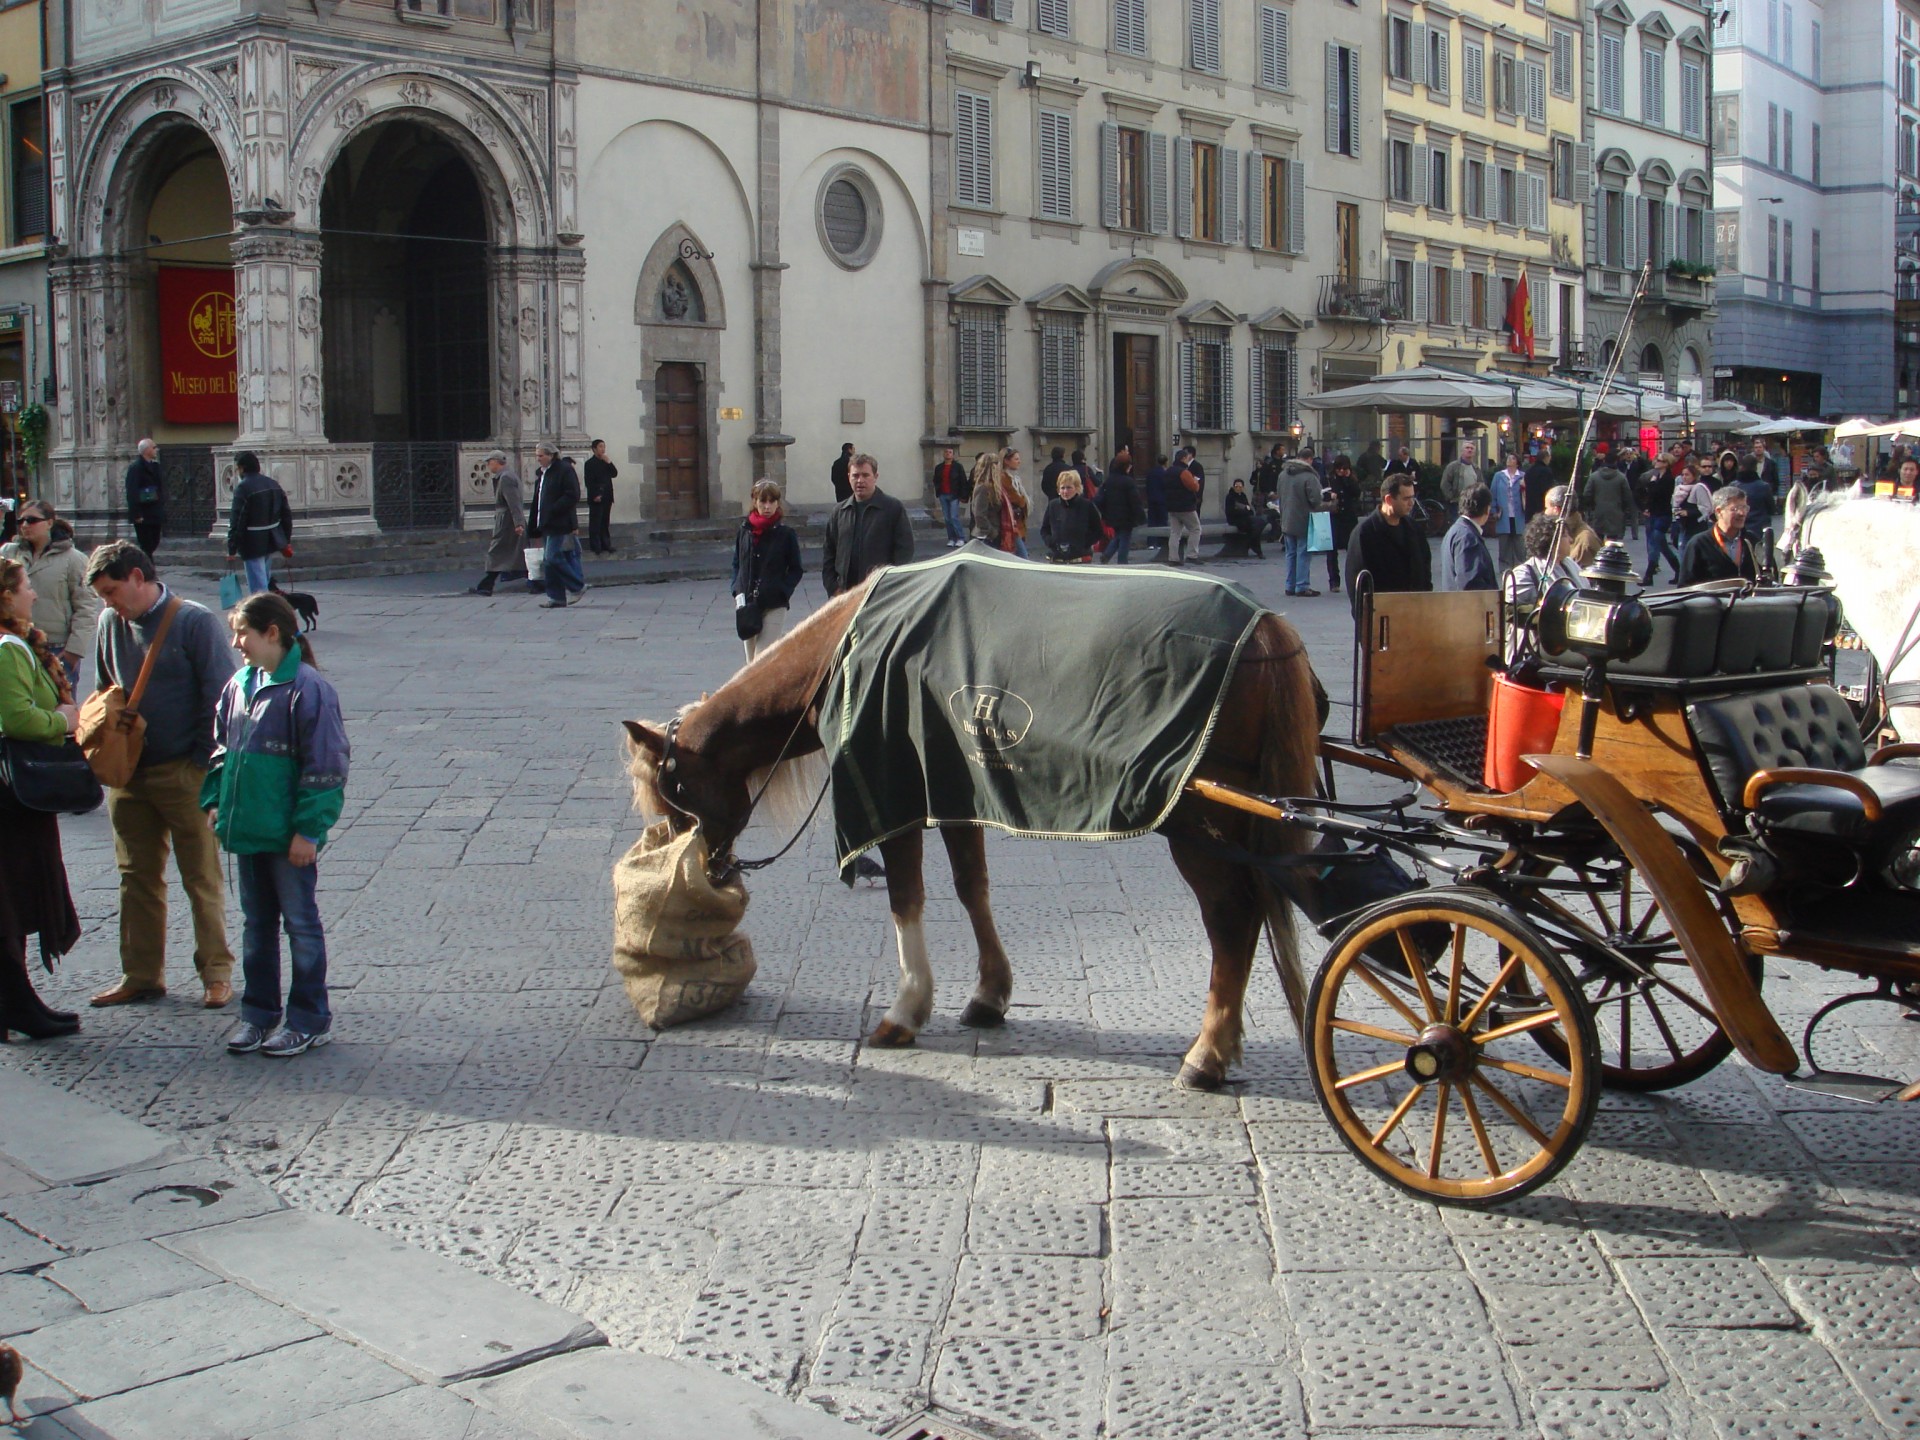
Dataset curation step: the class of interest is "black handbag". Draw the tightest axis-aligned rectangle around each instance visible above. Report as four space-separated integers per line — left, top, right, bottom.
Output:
0 736 104 814
735 597 765 640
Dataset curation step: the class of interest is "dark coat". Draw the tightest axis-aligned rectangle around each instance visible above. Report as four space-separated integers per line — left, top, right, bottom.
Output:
731 520 804 610
1440 515 1497 591
1326 470 1360 546
831 451 853 504
820 489 914 595
528 458 580 538
932 459 971 501
1164 459 1203 515
583 455 618 506
1736 473 1774 529
1040 458 1071 501
1143 466 1170 526
1524 461 1553 517
1677 529 1758 586
227 471 293 559
125 457 166 523
1041 495 1104 560
1346 509 1432 611
1095 470 1145 530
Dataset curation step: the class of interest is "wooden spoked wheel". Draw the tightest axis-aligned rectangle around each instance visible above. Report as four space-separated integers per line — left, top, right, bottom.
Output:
1515 848 1759 1092
1305 888 1601 1206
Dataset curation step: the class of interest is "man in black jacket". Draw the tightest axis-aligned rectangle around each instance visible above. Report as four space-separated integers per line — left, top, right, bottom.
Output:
528 443 585 609
821 453 914 596
1345 473 1432 612
583 439 618 554
931 445 969 548
1096 445 1144 564
831 443 855 504
125 438 167 555
226 451 293 595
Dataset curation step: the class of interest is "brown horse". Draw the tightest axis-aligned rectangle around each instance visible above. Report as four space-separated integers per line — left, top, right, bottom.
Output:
622 574 1323 1089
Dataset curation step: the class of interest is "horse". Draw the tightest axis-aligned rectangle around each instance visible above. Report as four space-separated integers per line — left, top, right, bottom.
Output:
1799 494 1920 742
620 571 1324 1091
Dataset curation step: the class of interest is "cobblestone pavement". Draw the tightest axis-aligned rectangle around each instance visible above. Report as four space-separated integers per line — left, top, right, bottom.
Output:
5 555 1919 1440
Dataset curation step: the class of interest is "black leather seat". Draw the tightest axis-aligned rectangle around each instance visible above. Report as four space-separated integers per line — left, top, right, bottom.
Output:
1687 685 1920 847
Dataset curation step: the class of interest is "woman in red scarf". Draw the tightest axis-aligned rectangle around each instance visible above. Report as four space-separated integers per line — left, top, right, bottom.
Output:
729 480 805 661
0 556 82 1040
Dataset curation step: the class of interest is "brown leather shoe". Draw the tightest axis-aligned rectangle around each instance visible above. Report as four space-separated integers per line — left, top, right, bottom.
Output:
90 982 166 1007
202 980 234 1010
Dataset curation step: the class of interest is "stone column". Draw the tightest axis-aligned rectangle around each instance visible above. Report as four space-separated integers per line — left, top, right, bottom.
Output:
49 255 135 524
555 245 588 448
748 45 792 480
231 227 326 449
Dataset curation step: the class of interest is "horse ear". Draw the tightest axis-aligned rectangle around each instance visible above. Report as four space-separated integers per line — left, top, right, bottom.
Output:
623 720 665 756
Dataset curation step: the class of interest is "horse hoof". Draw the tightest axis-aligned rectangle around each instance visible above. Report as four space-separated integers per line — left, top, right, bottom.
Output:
867 1020 918 1049
1176 1063 1225 1092
959 999 1006 1028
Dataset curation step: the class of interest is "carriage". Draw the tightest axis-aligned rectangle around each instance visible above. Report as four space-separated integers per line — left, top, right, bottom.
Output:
1192 543 1920 1206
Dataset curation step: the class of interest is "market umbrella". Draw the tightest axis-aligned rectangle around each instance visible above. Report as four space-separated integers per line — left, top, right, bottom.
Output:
1733 416 1830 436
1833 416 1920 439
1694 399 1773 431
1298 365 1518 413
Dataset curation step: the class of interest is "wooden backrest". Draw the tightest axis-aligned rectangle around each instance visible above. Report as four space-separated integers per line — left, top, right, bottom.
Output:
1355 589 1501 743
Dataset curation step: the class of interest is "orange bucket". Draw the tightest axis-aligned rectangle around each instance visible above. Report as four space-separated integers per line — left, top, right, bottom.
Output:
1484 675 1567 793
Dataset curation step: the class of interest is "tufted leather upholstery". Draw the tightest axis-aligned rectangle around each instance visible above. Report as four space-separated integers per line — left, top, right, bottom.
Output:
1688 684 1920 845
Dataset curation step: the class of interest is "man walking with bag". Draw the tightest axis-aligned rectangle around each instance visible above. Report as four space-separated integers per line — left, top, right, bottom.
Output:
83 542 237 1009
469 451 524 596
528 444 585 609
227 452 293 596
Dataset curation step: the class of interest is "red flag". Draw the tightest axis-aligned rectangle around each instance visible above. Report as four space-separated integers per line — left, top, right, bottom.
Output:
1505 274 1536 363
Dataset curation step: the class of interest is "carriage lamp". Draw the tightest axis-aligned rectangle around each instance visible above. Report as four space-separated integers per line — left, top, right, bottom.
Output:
1538 543 1653 759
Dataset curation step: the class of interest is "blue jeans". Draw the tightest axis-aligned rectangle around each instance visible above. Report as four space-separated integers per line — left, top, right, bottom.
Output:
543 533 585 603
1284 533 1312 592
1013 536 1029 559
243 555 272 594
1102 527 1133 564
1644 517 1679 579
236 852 330 1034
940 495 965 544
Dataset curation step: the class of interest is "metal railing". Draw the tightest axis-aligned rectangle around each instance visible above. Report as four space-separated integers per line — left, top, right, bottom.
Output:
371 441 462 531
1318 275 1405 323
159 445 219 537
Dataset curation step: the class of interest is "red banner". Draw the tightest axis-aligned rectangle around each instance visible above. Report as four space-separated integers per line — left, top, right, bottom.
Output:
157 266 238 424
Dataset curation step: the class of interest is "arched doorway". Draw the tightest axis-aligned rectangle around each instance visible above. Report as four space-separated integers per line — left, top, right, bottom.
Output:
1676 346 1704 406
321 119 491 528
1636 342 1665 394
134 128 237 536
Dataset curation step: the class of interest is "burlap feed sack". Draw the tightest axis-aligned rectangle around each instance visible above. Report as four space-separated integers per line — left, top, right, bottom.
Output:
611 820 757 1028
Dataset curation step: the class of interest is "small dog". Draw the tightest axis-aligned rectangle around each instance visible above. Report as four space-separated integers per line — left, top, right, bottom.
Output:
268 579 320 631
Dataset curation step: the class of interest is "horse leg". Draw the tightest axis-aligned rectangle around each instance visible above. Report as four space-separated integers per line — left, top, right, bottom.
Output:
941 827 1013 1026
1169 841 1266 1091
868 830 932 1048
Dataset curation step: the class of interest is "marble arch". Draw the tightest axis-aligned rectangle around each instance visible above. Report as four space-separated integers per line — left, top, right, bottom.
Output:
66 70 243 255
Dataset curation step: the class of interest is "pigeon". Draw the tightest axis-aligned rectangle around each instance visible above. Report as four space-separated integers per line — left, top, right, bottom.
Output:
0 1341 26 1424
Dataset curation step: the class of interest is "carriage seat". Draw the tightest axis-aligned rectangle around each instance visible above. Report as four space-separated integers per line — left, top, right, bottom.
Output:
1686 685 1920 847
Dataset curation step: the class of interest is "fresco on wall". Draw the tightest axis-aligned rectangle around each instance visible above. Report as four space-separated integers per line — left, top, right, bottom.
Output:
784 0 925 123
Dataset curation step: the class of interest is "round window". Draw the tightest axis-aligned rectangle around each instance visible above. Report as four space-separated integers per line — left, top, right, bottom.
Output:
816 166 883 270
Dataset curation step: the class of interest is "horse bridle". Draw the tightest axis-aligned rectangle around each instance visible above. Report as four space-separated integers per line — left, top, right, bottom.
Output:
653 660 839 881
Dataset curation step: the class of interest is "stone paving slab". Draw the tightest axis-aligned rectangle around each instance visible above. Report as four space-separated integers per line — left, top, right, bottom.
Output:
162 1209 606 1383
5 563 1919 1439
0 1067 183 1185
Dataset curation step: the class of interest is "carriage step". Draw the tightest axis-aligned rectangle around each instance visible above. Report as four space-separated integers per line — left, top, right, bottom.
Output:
1782 1068 1911 1104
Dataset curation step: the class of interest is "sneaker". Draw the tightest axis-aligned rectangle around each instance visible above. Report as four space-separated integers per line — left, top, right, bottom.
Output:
540 600 568 609
261 1025 331 1058
226 1021 269 1054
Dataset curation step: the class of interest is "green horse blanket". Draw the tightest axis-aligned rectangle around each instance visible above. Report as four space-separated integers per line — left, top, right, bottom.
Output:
818 545 1265 876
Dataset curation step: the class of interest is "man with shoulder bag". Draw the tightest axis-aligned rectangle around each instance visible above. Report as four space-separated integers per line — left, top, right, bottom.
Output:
81 542 237 1009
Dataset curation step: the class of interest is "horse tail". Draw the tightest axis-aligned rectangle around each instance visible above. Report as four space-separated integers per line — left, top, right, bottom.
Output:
1249 612 1324 1034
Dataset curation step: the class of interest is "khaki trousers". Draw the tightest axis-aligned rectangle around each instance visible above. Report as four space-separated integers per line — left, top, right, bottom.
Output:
108 758 234 988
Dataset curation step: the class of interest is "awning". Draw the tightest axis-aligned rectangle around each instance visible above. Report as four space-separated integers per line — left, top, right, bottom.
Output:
1298 365 1519 413
1832 416 1920 439
1733 415 1831 436
1693 399 1774 431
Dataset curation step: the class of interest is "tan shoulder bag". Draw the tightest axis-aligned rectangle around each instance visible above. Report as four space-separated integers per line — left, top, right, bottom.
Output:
77 598 181 789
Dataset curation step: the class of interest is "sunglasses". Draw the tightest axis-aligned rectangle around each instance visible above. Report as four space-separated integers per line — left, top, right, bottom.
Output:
19 514 47 525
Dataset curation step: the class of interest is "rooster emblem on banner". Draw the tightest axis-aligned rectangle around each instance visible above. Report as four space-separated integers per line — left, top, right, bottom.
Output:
1505 273 1535 362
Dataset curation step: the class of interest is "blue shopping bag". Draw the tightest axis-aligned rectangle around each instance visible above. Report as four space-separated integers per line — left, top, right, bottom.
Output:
219 570 245 610
1307 509 1333 554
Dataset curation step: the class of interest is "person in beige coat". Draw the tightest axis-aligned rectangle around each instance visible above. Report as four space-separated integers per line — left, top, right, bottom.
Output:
0 502 101 696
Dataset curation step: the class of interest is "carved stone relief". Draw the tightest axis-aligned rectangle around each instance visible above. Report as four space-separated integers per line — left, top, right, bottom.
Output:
333 463 364 499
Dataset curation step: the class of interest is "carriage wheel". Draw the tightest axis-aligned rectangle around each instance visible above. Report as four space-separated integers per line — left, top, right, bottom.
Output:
1515 845 1760 1092
1305 889 1600 1207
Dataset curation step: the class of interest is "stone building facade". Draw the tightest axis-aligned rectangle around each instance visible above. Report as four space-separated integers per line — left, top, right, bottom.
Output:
43 0 932 535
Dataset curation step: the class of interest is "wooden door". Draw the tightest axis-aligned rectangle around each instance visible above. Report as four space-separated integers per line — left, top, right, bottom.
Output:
653 363 706 521
1337 202 1360 283
1113 334 1158 466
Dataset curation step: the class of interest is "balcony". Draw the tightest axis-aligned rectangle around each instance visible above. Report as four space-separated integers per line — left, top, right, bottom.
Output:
1318 275 1405 324
1648 265 1716 314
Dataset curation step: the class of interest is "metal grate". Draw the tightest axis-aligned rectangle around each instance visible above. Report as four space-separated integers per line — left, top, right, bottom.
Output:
882 1413 1006 1440
1387 714 1490 791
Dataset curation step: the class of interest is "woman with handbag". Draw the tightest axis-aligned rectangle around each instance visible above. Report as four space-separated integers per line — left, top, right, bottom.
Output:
0 502 102 698
0 558 82 1041
729 480 804 661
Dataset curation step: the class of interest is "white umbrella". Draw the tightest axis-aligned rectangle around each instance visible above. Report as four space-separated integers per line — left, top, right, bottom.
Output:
1298 365 1518 413
1831 416 1920 439
1694 399 1773 431
1733 415 1830 436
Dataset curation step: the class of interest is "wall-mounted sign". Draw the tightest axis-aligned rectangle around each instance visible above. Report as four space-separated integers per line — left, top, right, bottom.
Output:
957 228 986 257
718 406 745 421
0 382 20 414
157 266 238 424
0 312 23 335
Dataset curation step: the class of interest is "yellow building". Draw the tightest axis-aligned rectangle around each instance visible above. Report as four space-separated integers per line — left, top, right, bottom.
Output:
0 0 45 494
1378 0 1584 458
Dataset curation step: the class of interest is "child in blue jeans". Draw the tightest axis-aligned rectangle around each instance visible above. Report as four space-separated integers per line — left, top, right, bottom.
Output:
202 592 350 1058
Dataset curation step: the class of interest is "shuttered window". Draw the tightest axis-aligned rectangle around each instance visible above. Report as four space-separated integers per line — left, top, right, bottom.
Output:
1036 0 1070 38
1180 326 1232 431
1641 44 1665 127
1462 40 1485 108
1551 29 1574 96
1462 157 1486 219
1428 25 1450 96
1525 172 1547 232
1524 60 1546 124
1189 0 1222 73
1598 32 1624 114
1251 153 1305 253
1102 122 1152 231
1039 109 1074 220
1250 339 1298 432
1326 43 1361 157
1039 315 1084 428
954 90 994 208
1679 59 1704 138
1429 144 1451 212
1259 6 1291 90
955 305 1005 428
1112 0 1147 56
1429 265 1453 325
10 98 45 244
